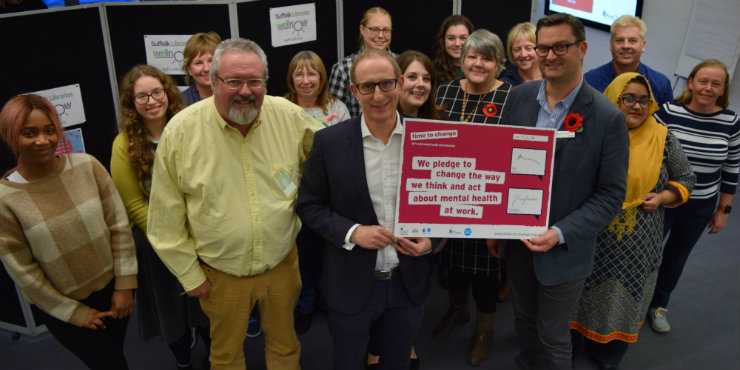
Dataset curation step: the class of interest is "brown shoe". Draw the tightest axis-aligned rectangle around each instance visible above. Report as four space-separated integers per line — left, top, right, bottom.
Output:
467 310 495 366
497 280 510 302
432 292 469 340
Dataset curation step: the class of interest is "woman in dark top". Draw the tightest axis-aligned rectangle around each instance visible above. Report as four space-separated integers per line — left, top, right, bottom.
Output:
500 22 542 86
433 15 474 85
180 31 221 106
433 29 511 367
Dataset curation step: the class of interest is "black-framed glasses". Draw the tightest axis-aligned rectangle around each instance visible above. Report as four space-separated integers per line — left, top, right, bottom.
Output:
620 94 652 108
363 26 392 36
534 41 580 57
134 89 165 104
215 76 266 90
354 79 397 95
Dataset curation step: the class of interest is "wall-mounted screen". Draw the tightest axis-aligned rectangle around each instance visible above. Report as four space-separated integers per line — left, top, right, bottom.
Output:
545 0 644 32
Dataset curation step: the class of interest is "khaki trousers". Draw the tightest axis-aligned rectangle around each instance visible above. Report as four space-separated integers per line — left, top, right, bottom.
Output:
200 245 301 370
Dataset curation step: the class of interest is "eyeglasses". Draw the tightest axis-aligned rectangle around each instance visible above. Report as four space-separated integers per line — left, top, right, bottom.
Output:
363 26 392 36
534 41 580 57
215 76 266 90
354 79 397 95
134 89 166 104
620 94 652 108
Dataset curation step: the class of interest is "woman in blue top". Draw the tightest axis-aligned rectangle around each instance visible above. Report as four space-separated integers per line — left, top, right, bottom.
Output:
181 32 221 106
648 59 740 333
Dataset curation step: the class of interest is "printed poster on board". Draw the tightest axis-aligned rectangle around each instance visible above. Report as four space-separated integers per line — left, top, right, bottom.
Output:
144 35 191 75
33 84 86 127
269 3 317 47
55 128 86 154
394 119 556 240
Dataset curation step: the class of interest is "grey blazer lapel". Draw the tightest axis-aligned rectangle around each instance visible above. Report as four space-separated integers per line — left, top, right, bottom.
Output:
519 83 540 127
555 86 593 155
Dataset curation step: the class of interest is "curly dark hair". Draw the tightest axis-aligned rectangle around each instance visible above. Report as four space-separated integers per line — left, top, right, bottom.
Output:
118 65 185 183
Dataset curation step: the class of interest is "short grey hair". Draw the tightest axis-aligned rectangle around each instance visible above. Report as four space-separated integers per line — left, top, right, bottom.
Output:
210 38 269 82
460 29 507 77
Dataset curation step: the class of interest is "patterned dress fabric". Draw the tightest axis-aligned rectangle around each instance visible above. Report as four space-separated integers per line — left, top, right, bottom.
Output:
434 78 511 275
436 78 511 125
570 133 695 342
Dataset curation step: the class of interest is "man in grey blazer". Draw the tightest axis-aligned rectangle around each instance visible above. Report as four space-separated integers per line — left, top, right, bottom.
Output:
498 14 629 370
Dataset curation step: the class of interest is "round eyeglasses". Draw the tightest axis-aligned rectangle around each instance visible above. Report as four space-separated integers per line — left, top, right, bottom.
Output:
134 89 165 105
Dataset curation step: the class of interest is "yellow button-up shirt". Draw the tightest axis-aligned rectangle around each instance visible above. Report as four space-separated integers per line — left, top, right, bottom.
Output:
147 96 323 291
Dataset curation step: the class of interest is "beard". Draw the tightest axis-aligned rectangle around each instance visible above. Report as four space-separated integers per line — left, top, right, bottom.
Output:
228 94 259 126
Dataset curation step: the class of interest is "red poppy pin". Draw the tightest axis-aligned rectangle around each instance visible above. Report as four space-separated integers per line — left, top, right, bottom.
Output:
482 103 497 118
563 113 583 133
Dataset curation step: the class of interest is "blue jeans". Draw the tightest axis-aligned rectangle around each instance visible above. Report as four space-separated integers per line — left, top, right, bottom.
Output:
650 195 717 308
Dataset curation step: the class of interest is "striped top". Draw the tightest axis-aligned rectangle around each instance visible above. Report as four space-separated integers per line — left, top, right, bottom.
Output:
654 101 740 199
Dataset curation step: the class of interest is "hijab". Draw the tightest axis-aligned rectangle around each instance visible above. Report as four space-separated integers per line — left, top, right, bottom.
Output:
603 72 666 210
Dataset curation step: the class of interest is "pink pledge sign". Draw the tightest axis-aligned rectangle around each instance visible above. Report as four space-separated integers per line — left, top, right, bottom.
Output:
395 119 556 240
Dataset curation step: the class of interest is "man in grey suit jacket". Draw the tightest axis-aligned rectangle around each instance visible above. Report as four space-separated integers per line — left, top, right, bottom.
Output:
498 14 629 370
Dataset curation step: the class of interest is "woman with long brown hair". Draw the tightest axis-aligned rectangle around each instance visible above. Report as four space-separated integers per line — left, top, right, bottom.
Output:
433 15 474 85
397 50 445 120
111 65 209 369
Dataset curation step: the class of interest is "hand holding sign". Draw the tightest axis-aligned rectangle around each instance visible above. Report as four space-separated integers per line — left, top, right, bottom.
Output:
395 237 432 256
350 225 396 250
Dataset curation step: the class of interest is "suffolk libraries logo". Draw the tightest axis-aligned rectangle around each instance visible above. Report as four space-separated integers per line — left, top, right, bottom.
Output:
149 40 186 60
144 35 191 75
273 10 310 35
269 4 316 47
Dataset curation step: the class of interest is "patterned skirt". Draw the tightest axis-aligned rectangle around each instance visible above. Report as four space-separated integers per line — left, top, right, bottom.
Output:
570 206 664 343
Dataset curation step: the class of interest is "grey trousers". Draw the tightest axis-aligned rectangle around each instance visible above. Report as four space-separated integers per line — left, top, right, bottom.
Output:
507 241 585 370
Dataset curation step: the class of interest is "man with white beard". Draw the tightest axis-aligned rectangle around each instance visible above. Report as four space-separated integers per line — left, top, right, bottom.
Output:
147 38 323 370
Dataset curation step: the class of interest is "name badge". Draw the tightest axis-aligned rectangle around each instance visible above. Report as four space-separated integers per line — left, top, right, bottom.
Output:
274 170 297 197
555 131 576 139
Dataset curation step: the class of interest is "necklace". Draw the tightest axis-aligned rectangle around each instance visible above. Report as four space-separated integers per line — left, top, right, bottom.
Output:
460 88 485 122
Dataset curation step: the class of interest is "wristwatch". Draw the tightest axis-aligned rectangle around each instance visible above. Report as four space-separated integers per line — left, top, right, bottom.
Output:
717 204 732 214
